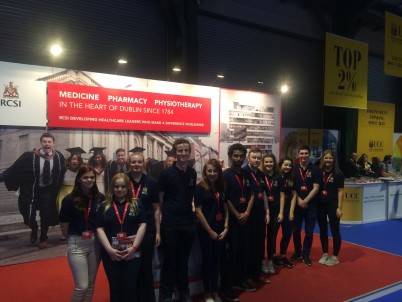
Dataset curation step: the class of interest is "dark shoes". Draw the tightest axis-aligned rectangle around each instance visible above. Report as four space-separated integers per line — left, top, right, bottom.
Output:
233 281 256 292
280 257 295 268
273 257 284 268
257 276 271 284
30 229 38 244
219 287 239 302
289 253 302 262
302 255 312 266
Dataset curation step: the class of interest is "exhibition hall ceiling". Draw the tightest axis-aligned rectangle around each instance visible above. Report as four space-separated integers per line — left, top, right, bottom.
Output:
0 0 401 78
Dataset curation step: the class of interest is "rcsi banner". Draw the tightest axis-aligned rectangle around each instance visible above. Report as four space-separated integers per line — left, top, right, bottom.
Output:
47 82 211 133
324 33 368 109
385 12 402 77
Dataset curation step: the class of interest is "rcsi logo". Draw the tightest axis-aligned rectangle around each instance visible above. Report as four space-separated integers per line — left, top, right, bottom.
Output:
1 81 21 107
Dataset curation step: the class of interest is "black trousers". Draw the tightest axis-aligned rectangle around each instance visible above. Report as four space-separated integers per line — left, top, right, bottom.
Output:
138 231 156 302
279 205 294 255
29 189 53 242
247 209 265 278
102 251 141 302
159 224 195 301
266 204 281 260
220 217 250 287
317 200 342 256
198 228 223 293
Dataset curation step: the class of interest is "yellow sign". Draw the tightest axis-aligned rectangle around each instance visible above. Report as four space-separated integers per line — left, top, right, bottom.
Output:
341 186 363 222
385 12 402 77
357 101 395 159
324 33 368 109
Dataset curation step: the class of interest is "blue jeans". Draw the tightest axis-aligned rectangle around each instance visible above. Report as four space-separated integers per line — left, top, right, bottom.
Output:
67 235 101 302
293 206 316 257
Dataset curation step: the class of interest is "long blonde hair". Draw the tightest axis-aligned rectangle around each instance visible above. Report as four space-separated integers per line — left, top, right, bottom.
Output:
103 173 139 215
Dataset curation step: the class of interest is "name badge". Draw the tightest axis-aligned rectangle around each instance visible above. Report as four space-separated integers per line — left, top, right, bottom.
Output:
268 196 274 202
81 230 92 239
116 232 127 240
216 213 223 221
321 190 328 196
239 197 247 204
301 186 307 191
258 193 264 199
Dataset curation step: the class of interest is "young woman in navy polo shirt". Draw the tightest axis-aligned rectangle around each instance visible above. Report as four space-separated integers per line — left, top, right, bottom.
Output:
127 152 160 302
318 150 344 266
59 164 104 302
195 158 229 302
260 154 284 275
275 157 297 268
97 173 146 302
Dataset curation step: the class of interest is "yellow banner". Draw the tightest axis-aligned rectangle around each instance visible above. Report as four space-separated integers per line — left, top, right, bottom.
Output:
357 101 395 159
324 33 368 109
385 12 402 77
341 186 363 222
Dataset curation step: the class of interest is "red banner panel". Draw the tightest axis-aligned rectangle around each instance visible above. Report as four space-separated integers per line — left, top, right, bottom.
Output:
47 82 211 133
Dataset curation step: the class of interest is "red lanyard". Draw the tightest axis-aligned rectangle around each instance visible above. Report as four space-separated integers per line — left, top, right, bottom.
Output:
214 192 221 214
83 198 92 228
299 167 309 183
264 175 274 194
130 182 142 198
235 174 245 197
251 172 260 189
113 201 129 230
322 171 333 188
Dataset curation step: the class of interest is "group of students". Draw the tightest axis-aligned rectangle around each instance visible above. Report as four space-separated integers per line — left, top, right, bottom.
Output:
0 133 345 302
198 144 345 302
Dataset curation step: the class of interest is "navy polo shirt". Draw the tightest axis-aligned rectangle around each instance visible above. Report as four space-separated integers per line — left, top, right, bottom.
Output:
158 162 197 228
223 167 252 213
293 162 321 205
263 174 284 207
59 193 104 236
128 173 159 233
281 176 294 207
96 200 146 243
319 168 345 203
194 184 226 232
242 165 266 213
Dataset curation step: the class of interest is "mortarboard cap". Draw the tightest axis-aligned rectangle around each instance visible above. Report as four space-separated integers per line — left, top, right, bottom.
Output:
129 147 145 153
89 147 106 155
164 150 175 157
66 147 86 155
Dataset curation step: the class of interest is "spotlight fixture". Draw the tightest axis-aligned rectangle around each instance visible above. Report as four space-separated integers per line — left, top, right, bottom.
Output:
50 44 62 57
280 84 289 94
118 59 127 64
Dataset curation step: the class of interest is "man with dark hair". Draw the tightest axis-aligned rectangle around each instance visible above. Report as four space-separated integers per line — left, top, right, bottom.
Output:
105 148 129 189
219 143 255 302
343 152 360 178
0 132 65 248
158 138 197 302
380 155 398 177
290 145 320 266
